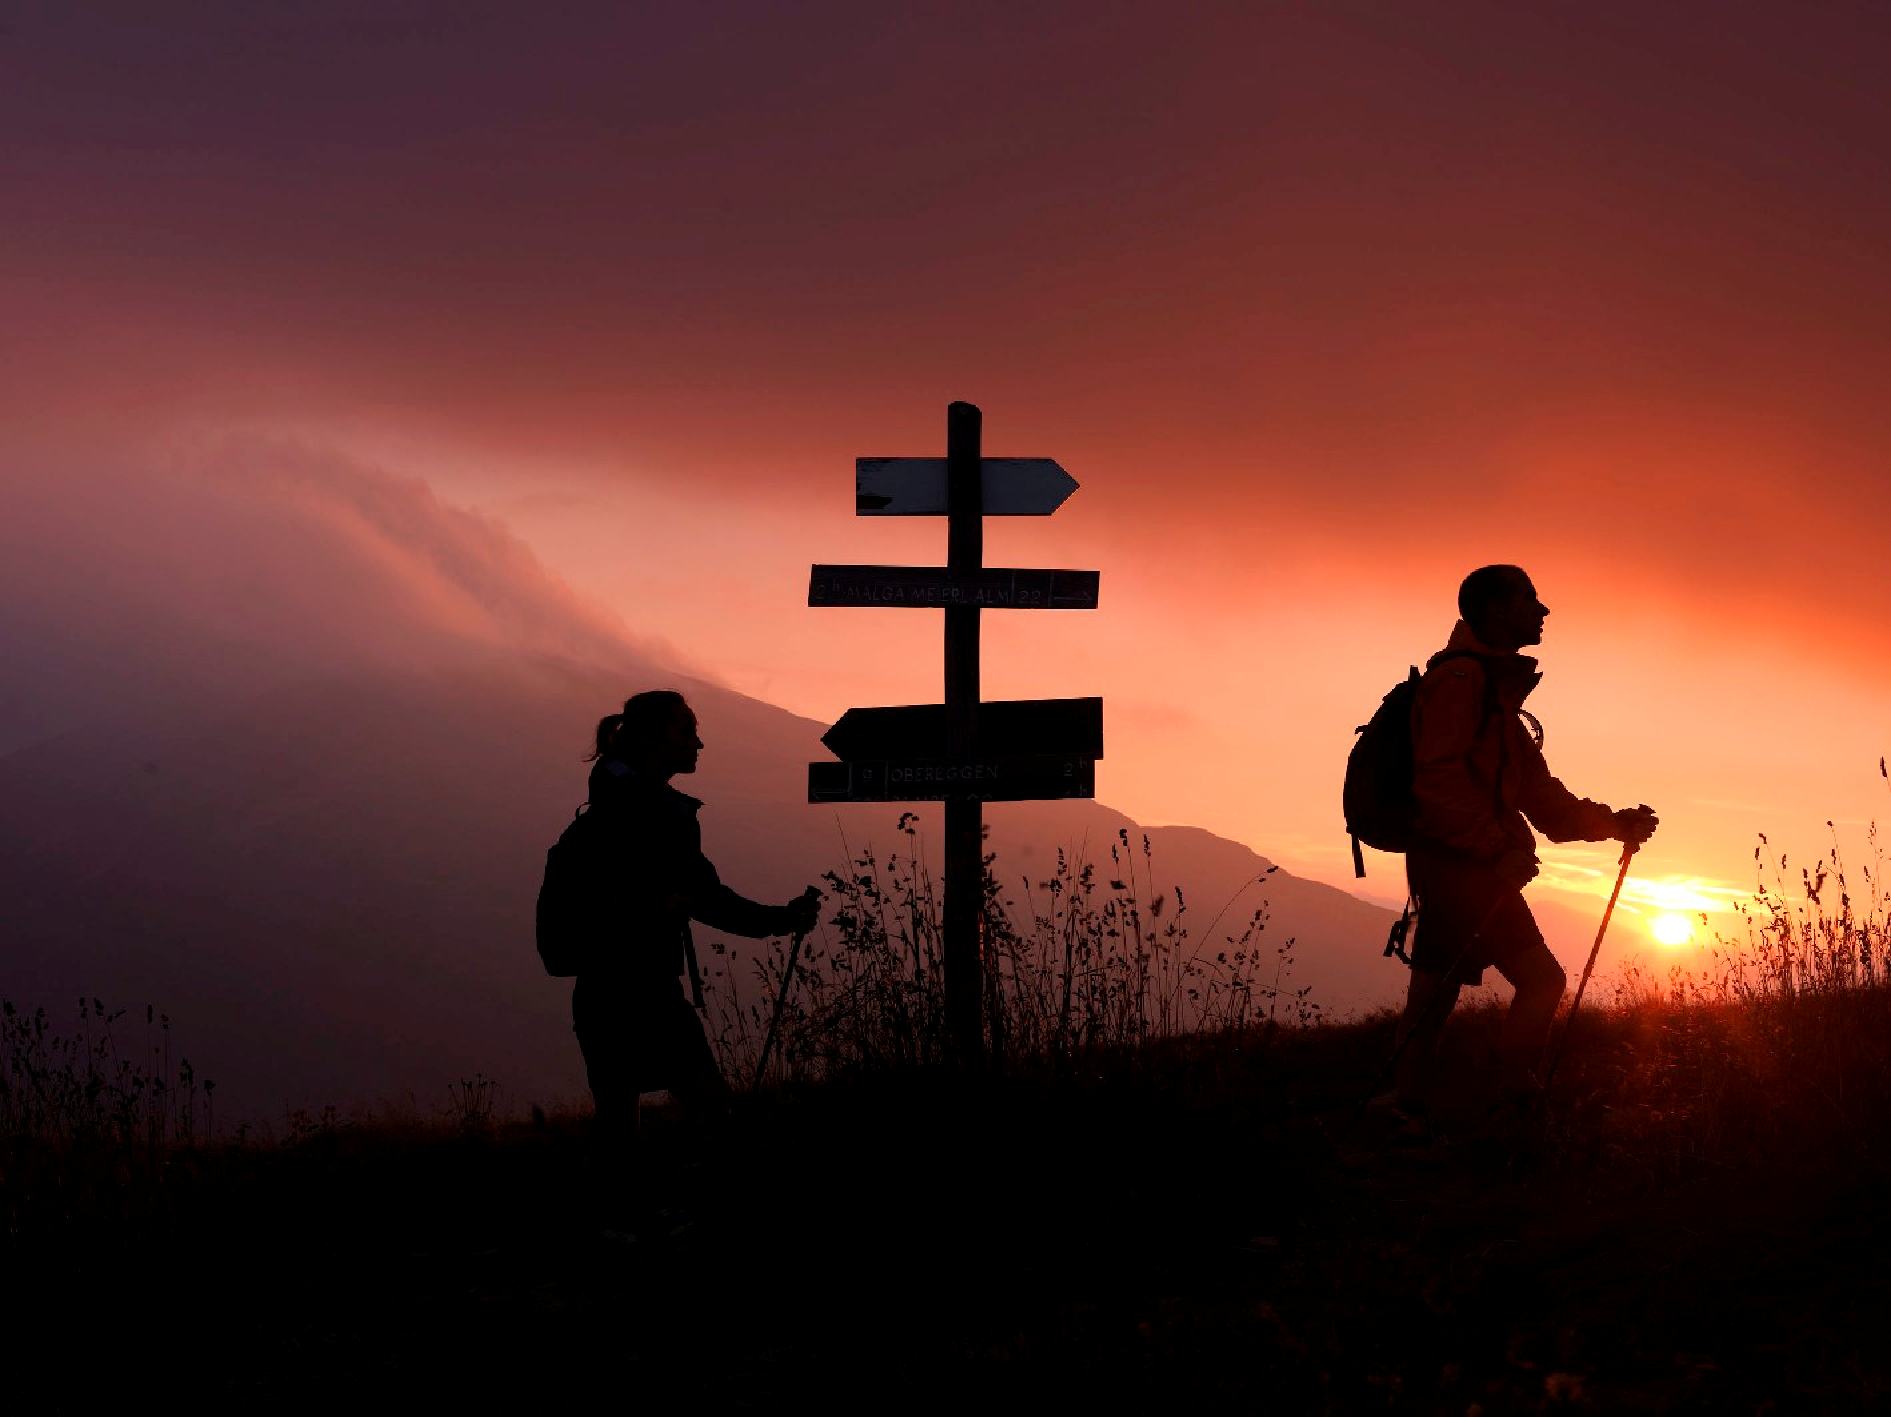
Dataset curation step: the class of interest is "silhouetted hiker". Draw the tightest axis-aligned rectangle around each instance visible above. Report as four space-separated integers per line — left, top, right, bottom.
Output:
573 689 821 1241
1382 566 1657 1143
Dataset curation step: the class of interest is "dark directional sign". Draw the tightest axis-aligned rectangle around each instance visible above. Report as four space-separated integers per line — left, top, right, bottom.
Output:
808 565 1100 610
809 754 1095 804
810 402 1101 1062
855 457 1078 516
821 696 1103 762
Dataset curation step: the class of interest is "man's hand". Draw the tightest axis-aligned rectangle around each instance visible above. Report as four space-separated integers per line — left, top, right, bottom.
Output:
1612 804 1659 847
781 886 822 937
1495 848 1540 892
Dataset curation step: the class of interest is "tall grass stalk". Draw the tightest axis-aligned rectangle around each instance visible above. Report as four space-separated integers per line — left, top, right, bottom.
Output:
2 997 220 1248
1579 761 1891 1177
710 818 1314 1088
1 997 214 1150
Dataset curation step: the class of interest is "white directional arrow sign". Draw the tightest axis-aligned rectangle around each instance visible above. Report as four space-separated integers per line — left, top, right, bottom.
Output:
855 457 1078 516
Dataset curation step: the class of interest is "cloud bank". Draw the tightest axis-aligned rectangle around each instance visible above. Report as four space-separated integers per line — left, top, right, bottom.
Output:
0 436 679 755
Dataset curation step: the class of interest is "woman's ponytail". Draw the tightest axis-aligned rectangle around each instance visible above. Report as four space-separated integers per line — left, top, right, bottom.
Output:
586 712 625 762
585 689 690 762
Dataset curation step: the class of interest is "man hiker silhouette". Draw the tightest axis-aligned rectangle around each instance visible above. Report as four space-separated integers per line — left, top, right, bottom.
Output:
572 689 821 1240
1384 565 1657 1142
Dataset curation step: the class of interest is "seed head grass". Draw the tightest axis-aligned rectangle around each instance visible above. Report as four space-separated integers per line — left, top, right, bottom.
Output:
706 817 1315 1090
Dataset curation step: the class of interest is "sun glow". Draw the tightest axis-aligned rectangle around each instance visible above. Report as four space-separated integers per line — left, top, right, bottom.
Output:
1649 912 1695 947
1631 879 1721 913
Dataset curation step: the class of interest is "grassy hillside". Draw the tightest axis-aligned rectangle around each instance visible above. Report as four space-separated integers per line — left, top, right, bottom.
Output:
0 649 1401 1121
10 979 1891 1407
11 788 1886 1407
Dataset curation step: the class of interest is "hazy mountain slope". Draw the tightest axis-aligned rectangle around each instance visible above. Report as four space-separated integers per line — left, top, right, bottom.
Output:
2 652 631 1117
2 650 1409 1120
0 439 1409 1119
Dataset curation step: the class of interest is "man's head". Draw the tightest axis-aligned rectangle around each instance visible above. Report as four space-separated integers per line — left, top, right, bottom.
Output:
598 688 703 779
1458 564 1549 651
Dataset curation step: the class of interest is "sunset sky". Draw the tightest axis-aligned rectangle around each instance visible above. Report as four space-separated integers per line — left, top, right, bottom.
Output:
6 2 1889 955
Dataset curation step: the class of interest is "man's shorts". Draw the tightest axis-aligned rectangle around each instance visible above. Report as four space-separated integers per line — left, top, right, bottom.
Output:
1405 847 1548 987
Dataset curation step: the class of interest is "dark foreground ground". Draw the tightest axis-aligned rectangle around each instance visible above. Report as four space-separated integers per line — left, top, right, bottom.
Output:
11 1013 1891 1413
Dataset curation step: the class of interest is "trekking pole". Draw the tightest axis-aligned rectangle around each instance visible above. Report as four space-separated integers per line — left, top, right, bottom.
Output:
752 889 821 1091
1340 895 1506 1140
1540 842 1636 1095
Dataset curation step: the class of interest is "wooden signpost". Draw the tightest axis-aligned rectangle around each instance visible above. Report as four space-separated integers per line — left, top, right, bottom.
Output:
819 697 1104 760
809 402 1102 1062
853 457 1078 516
808 755 1095 804
808 566 1098 610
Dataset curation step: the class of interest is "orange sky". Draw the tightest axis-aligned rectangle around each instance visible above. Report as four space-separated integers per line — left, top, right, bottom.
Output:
5 2 1889 953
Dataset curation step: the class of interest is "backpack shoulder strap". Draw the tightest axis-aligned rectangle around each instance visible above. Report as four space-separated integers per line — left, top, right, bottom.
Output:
1424 649 1502 734
1421 651 1510 817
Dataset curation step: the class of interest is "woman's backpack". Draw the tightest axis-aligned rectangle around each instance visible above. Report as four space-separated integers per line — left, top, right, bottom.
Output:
535 805 614 977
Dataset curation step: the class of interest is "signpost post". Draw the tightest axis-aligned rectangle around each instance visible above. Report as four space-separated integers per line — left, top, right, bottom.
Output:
943 404 984 1062
810 402 1100 1064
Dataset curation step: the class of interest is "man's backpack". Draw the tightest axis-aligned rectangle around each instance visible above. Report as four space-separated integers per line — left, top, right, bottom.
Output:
1343 651 1494 878
535 805 614 977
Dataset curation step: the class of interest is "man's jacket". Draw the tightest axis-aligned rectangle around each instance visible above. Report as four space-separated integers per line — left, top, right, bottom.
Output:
1409 621 1615 862
580 757 787 988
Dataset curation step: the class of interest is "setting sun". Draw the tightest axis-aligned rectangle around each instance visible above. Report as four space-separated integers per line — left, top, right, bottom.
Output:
1650 913 1695 947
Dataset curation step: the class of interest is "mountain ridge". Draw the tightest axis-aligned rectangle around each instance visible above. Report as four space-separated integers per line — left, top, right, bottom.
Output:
1 647 1407 1120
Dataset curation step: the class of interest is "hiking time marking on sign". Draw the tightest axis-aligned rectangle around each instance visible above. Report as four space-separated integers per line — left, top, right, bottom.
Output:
808 755 1095 804
808 565 1100 610
854 457 1078 516
820 696 1103 762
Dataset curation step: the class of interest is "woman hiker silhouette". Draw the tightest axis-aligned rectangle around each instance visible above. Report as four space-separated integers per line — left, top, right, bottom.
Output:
571 689 820 1241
